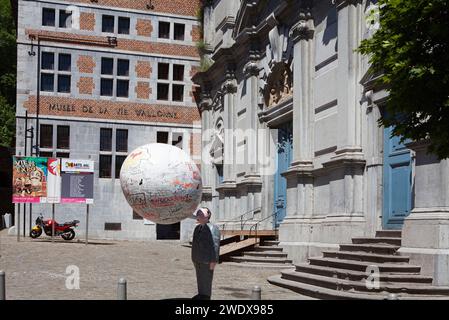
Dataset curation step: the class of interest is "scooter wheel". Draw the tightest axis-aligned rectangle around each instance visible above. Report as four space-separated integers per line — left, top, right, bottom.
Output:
30 229 42 239
61 230 75 241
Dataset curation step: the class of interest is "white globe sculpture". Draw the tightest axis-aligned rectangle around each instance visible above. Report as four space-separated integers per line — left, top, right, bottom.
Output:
120 143 202 224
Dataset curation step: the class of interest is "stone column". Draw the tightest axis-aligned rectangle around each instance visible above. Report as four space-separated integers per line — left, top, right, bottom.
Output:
199 92 213 207
217 70 237 221
334 0 363 156
399 141 449 286
282 7 315 218
222 69 237 184
241 53 263 212
322 0 365 218
243 55 260 176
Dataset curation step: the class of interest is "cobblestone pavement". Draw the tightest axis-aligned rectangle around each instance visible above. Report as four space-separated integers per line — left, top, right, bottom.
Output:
0 230 309 300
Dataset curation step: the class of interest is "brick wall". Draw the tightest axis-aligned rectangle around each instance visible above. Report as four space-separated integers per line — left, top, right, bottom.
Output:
190 132 202 156
136 19 153 37
24 96 200 125
135 82 151 99
191 25 201 43
77 77 95 94
77 55 96 73
135 61 152 78
27 29 200 58
61 0 201 17
80 12 95 31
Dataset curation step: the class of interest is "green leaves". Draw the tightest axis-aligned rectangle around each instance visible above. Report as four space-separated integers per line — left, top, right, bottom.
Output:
358 0 449 159
0 0 16 148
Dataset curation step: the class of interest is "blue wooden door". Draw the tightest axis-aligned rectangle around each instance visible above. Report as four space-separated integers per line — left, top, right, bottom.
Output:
382 126 412 229
274 122 293 228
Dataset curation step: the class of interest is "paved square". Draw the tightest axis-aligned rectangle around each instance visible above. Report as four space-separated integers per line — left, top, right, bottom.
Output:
0 230 308 300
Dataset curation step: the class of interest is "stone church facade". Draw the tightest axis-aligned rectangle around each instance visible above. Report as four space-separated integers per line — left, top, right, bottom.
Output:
193 0 449 285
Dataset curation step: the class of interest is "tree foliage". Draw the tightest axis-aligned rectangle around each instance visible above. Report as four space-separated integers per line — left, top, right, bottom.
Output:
0 0 16 148
358 0 449 159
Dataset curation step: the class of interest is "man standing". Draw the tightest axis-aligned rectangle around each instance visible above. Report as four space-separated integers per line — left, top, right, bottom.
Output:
191 207 221 300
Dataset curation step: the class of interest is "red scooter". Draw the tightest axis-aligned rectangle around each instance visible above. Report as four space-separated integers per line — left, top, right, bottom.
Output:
30 214 80 241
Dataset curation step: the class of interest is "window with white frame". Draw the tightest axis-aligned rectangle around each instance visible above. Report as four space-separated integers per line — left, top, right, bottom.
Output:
102 15 130 35
156 63 185 102
39 124 70 158
158 21 186 41
42 7 73 29
99 128 128 179
100 57 130 98
40 52 72 93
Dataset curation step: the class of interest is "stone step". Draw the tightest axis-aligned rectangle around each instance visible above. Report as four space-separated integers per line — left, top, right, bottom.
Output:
308 257 421 273
230 255 292 264
267 274 385 300
376 230 402 238
268 275 449 300
263 240 280 246
280 269 449 295
323 250 410 263
255 245 284 252
294 264 433 284
224 262 296 269
339 244 400 255
244 251 288 258
352 237 402 246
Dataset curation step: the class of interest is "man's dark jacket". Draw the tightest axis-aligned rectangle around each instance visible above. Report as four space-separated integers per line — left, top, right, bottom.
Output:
191 223 221 264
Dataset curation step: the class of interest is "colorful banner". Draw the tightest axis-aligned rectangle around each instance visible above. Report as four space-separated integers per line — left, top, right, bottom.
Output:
12 157 48 203
61 159 94 204
47 158 61 204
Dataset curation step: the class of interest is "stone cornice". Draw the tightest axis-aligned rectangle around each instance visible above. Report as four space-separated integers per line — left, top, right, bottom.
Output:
333 0 363 11
198 93 212 113
216 181 237 193
222 70 238 94
281 162 314 179
322 148 366 170
289 7 314 42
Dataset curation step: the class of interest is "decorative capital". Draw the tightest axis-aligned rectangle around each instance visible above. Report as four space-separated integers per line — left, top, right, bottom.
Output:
199 93 212 112
333 0 362 11
243 61 259 77
222 70 238 94
289 9 314 42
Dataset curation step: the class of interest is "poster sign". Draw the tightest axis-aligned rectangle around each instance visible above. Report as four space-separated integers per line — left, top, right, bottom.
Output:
47 158 61 204
12 157 49 203
61 159 94 204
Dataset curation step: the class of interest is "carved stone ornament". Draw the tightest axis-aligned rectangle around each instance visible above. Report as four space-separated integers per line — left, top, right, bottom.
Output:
222 70 238 94
289 8 314 42
264 63 293 108
199 93 212 112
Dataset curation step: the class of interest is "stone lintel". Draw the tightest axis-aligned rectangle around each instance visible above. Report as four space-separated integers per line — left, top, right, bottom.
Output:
281 163 314 179
216 181 237 193
322 148 366 170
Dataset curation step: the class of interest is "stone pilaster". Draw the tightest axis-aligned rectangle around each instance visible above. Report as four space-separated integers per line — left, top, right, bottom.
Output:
243 52 260 178
320 0 365 218
399 140 449 286
333 0 363 157
199 92 213 205
282 6 315 219
221 69 238 185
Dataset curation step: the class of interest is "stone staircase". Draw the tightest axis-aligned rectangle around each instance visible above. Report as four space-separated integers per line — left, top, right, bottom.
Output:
268 230 449 299
227 240 294 268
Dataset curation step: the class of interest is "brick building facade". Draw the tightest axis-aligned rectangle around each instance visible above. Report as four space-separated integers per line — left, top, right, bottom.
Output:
14 0 202 241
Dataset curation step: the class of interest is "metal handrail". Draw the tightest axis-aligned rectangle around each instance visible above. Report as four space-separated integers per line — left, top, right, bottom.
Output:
249 209 280 239
220 207 262 236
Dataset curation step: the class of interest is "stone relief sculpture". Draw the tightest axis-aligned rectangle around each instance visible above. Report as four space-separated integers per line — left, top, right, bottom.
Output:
259 25 294 109
264 63 293 108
